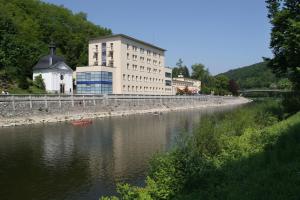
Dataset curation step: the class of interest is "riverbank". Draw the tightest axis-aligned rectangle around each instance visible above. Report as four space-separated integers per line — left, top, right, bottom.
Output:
101 99 300 200
0 97 250 127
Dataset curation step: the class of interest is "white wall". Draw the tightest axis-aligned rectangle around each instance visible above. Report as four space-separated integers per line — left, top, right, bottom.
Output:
33 70 73 94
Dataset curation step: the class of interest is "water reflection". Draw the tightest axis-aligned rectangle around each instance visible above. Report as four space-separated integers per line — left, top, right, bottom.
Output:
0 106 235 200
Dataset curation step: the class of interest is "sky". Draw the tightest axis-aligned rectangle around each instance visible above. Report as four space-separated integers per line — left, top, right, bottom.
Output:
43 0 273 75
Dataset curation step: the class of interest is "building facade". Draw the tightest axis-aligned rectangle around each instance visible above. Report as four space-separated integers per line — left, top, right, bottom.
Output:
76 34 172 95
33 44 73 94
172 76 201 95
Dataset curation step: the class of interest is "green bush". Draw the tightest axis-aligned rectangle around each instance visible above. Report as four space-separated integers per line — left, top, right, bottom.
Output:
33 74 45 90
282 92 300 115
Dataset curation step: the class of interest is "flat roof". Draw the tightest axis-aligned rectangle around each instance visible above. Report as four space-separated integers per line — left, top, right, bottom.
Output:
90 34 166 52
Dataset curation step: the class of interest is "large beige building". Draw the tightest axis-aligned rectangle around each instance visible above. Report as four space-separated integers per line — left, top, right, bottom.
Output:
76 34 172 95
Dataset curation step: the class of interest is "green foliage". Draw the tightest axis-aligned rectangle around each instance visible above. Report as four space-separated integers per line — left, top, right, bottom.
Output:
282 92 300 115
33 74 45 90
191 63 210 82
102 100 299 200
277 78 293 90
266 0 300 89
0 0 111 92
172 59 190 78
219 62 280 89
18 76 29 89
228 79 239 96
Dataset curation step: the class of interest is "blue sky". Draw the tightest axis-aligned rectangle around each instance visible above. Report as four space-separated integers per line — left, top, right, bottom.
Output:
43 0 272 75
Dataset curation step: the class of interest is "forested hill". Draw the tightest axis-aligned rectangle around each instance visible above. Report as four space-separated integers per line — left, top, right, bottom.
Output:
0 0 111 89
219 62 279 89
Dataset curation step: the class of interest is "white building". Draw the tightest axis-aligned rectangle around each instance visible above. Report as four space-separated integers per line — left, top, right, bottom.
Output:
76 34 172 95
172 75 201 95
33 44 73 94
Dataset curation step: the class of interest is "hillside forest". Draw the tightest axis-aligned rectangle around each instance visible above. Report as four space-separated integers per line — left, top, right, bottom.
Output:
0 0 111 93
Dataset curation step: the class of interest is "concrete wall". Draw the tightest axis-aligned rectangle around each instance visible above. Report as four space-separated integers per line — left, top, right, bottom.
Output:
0 95 232 118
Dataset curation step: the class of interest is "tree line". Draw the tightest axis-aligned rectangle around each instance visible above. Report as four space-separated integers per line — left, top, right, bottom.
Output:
0 0 112 92
172 58 239 96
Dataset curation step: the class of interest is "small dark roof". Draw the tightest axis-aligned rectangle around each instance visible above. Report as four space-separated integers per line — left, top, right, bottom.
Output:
33 54 65 70
90 34 166 52
33 55 72 71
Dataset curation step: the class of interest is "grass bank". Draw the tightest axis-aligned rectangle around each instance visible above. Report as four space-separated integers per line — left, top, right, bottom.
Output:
101 100 300 200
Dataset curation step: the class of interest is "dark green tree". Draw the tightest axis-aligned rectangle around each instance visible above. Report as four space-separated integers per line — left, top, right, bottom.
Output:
33 74 45 90
266 0 300 89
172 59 190 78
228 79 240 96
191 63 210 82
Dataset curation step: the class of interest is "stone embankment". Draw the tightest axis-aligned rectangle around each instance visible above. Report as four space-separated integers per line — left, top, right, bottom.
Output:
0 94 251 127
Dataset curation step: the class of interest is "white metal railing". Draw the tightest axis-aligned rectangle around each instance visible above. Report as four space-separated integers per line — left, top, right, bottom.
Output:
0 94 236 102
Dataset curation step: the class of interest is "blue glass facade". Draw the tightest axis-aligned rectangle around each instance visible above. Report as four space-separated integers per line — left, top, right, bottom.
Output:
76 71 112 94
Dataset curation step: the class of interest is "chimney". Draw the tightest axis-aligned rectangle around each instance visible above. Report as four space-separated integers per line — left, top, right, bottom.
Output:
49 42 56 56
49 42 56 66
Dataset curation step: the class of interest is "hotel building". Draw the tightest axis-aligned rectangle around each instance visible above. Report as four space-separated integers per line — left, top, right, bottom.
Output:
76 34 172 95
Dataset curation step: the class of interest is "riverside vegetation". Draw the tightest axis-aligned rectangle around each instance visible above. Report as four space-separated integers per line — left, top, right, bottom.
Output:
100 100 300 199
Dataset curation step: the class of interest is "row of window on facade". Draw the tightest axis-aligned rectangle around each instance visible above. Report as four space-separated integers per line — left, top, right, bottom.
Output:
127 44 161 58
122 85 171 92
95 43 114 51
77 84 112 94
127 53 161 66
122 74 167 83
126 64 163 74
77 72 112 82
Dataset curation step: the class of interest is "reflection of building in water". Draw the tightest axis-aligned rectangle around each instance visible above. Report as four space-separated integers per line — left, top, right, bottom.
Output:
42 126 75 166
111 115 168 179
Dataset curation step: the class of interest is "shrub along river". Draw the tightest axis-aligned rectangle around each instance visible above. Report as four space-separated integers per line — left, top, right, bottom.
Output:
0 106 239 200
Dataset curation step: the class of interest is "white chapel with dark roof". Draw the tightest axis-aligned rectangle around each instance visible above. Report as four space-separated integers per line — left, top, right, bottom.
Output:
33 43 73 94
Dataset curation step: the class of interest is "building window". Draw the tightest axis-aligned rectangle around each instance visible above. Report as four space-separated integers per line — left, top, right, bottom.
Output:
127 63 130 70
123 74 126 80
147 50 151 56
165 80 172 86
127 44 130 50
132 55 137 61
128 75 130 81
76 71 112 94
147 58 151 64
140 48 144 54
165 72 172 78
127 53 130 60
123 85 126 91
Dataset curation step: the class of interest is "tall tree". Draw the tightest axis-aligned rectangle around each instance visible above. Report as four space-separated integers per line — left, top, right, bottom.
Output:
173 59 190 78
191 63 210 81
266 0 300 89
228 79 240 96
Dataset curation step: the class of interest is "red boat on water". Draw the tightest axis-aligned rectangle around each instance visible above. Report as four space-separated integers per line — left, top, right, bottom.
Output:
71 119 93 126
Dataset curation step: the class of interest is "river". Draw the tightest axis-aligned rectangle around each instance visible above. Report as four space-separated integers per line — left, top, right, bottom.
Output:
0 106 237 200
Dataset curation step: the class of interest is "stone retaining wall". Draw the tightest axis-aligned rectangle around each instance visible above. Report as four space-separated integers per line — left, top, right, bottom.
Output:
0 94 226 118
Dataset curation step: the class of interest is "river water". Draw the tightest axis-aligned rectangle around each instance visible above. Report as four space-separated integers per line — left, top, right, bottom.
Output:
0 106 236 200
